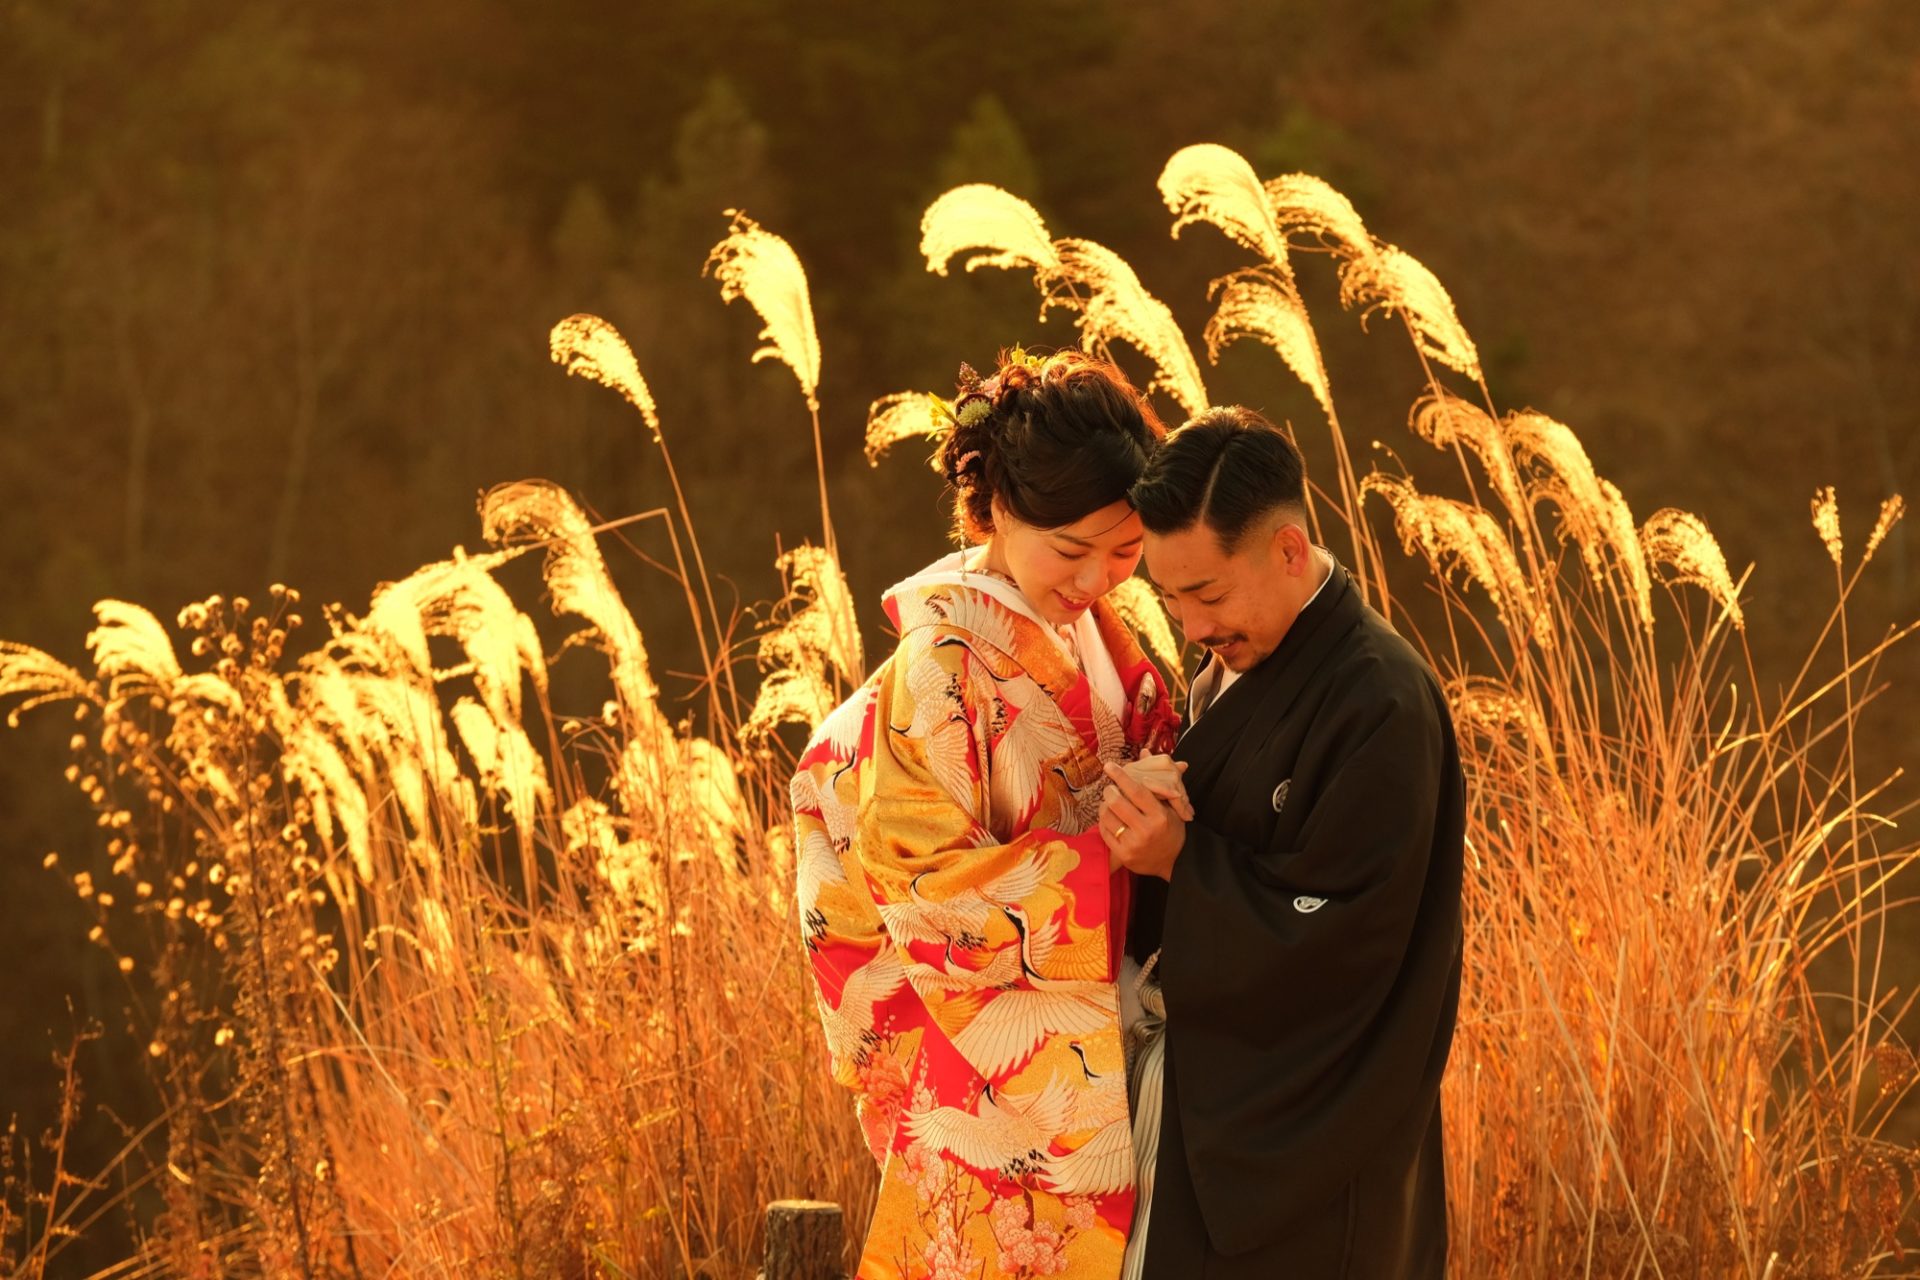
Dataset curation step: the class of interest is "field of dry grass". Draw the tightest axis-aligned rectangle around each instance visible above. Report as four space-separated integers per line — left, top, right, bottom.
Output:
2 146 1915 1278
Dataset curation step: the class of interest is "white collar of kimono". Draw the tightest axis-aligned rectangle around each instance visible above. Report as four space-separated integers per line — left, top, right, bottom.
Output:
886 549 1129 720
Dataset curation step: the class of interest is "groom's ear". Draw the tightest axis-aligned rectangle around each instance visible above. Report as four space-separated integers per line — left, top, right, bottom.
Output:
1270 518 1311 573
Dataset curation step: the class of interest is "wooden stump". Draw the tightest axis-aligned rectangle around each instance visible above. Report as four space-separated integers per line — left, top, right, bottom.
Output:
760 1199 844 1280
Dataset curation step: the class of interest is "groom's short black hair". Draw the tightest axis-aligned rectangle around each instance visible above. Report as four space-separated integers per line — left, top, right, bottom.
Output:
1129 406 1307 551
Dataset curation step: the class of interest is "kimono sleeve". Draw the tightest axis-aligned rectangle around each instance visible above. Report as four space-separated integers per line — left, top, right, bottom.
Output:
788 680 910 1168
853 632 1120 1086
1162 673 1463 1252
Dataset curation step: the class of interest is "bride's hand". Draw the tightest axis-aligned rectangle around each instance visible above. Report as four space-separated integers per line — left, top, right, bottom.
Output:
1120 754 1194 821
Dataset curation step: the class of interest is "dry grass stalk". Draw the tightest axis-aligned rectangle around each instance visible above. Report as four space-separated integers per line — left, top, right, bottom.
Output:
1203 267 1333 420
549 312 665 441
1104 577 1185 690
1444 675 1553 765
1362 473 1552 650
549 314 746 704
1159 141 1290 267
1261 171 1375 258
1640 508 1747 632
742 545 865 744
703 211 821 414
863 391 948 466
918 183 1061 282
921 182 1210 417
0 642 90 727
480 479 665 726
1863 496 1905 564
705 214 836 560
1045 237 1210 416
1262 171 1482 381
1813 485 1845 567
1408 392 1530 530
1507 409 1655 630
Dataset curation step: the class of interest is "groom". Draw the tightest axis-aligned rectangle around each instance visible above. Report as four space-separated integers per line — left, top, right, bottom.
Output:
1098 407 1465 1278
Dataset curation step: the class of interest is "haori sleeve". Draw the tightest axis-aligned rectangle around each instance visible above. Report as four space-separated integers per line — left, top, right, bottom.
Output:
852 632 1120 1086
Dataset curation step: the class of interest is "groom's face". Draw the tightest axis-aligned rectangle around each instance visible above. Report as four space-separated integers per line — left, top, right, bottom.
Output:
1144 515 1315 671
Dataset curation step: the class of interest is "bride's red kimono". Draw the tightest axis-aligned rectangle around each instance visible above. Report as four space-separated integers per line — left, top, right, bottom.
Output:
791 557 1177 1279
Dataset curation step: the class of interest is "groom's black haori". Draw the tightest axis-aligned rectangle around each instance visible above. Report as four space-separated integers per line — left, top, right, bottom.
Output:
1127 414 1465 1278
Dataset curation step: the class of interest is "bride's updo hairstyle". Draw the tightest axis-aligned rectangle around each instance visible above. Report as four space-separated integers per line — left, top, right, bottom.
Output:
934 349 1166 545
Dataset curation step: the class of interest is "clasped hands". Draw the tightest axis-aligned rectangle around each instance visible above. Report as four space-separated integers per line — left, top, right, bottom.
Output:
1100 754 1191 881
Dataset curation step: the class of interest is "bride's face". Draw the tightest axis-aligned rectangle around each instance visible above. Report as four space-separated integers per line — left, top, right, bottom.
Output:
985 497 1145 629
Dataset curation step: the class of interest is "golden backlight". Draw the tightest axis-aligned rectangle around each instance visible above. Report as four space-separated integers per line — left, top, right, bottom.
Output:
1 145 1912 1277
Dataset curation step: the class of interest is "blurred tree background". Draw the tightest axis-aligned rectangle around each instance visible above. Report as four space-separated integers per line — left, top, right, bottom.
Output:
2 0 1916 1265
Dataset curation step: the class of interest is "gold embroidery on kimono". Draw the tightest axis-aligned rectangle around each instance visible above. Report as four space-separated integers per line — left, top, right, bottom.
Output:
793 566 1178 1279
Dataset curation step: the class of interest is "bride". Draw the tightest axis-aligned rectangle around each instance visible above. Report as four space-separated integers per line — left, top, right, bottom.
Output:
791 348 1186 1277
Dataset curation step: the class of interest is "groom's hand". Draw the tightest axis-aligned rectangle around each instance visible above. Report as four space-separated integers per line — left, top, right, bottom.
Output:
1100 761 1185 881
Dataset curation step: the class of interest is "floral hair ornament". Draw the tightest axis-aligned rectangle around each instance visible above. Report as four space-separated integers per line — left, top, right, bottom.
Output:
932 349 1057 481
952 347 1052 428
952 361 993 429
